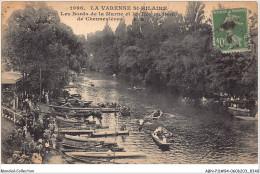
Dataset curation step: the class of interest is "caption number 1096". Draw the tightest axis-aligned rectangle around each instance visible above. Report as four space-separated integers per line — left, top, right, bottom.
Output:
216 38 225 48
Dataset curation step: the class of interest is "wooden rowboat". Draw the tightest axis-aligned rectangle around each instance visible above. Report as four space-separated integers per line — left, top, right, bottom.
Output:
64 134 99 142
64 134 117 144
151 110 163 120
235 116 258 121
61 143 86 150
56 116 84 123
50 105 119 113
228 107 250 113
92 130 129 137
151 132 171 147
65 151 146 158
61 146 124 152
59 129 94 134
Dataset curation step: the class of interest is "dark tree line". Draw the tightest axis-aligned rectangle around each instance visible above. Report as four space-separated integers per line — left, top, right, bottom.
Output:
2 2 257 100
86 2 257 100
3 3 88 93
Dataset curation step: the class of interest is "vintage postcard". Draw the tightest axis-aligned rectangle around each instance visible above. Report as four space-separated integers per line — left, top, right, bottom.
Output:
1 0 258 173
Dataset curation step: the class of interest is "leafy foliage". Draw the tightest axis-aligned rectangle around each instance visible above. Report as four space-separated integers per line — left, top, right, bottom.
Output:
3 3 88 91
86 2 257 100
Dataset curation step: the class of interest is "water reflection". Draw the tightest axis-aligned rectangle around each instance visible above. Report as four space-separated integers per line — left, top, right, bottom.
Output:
70 72 258 164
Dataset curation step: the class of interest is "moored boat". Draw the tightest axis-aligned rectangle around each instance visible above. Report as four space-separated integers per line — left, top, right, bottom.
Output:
56 116 84 123
235 115 258 121
228 107 250 113
65 151 146 158
61 143 87 150
64 134 118 144
70 94 82 100
59 129 94 134
64 85 76 89
151 110 163 120
119 106 131 116
61 145 124 152
50 105 119 113
92 130 129 137
64 134 98 142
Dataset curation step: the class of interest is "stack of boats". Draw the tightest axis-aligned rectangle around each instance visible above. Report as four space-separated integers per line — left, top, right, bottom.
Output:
51 84 146 161
52 83 176 161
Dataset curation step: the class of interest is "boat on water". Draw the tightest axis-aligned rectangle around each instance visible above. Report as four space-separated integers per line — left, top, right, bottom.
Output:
151 110 163 120
64 134 118 144
235 114 258 121
70 94 82 100
64 134 99 142
61 148 89 152
151 132 171 147
65 151 146 158
59 129 94 134
228 107 250 113
50 105 119 113
64 85 76 89
61 144 124 152
119 106 131 116
226 99 255 116
61 143 88 150
56 116 84 123
54 111 91 118
133 86 142 90
57 98 93 107
151 127 173 148
91 130 129 137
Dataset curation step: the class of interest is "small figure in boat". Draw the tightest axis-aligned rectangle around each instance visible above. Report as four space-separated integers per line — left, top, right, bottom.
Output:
162 136 167 144
138 119 144 131
154 110 161 117
120 123 126 131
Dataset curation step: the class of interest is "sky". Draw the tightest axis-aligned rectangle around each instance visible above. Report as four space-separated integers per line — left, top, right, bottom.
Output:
1 1 258 38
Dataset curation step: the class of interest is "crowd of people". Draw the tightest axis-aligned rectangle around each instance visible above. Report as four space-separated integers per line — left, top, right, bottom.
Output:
3 111 60 164
2 91 60 164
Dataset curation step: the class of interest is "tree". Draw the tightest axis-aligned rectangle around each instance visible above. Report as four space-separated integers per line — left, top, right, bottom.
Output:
185 1 205 32
85 3 257 102
114 19 128 57
3 3 87 92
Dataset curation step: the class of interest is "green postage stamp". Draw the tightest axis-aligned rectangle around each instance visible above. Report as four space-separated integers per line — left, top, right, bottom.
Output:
212 8 250 53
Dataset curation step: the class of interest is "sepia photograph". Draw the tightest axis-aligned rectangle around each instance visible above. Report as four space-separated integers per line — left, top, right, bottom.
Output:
1 0 258 172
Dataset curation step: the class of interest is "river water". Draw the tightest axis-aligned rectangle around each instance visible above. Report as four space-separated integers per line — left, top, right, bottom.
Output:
69 72 258 164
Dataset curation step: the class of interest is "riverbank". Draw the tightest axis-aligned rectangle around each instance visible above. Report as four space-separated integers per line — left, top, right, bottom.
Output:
71 71 258 164
88 70 257 117
1 102 67 164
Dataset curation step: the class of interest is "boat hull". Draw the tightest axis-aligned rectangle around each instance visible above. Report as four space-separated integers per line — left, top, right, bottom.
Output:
59 129 94 134
56 116 84 123
65 151 146 158
50 105 119 113
64 134 116 144
151 132 171 148
235 116 257 121
64 134 99 142
92 130 129 137
151 110 163 120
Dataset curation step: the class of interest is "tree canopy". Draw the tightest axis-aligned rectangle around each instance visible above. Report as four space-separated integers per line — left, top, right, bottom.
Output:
3 3 88 92
86 2 257 100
